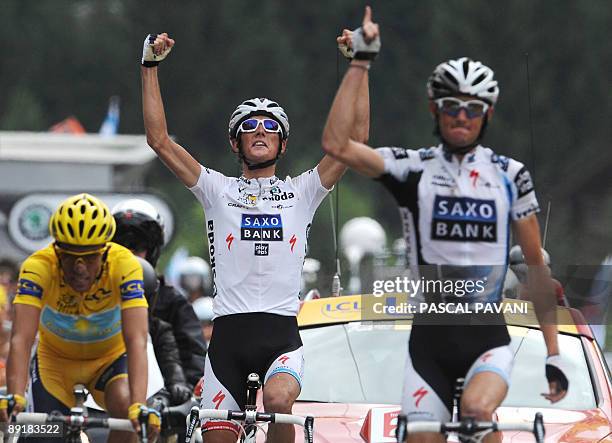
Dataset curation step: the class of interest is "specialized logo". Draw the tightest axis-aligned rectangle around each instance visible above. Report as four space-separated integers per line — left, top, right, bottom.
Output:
278 355 290 365
254 243 269 256
226 233 234 251
289 234 297 252
241 214 283 241
470 169 479 187
432 196 497 242
120 280 145 300
212 390 225 410
412 387 428 408
17 278 43 298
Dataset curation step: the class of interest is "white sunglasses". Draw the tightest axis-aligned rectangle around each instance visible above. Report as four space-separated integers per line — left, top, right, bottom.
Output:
238 118 282 134
435 97 489 119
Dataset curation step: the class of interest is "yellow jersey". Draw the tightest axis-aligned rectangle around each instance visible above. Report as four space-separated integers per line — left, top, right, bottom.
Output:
14 242 148 360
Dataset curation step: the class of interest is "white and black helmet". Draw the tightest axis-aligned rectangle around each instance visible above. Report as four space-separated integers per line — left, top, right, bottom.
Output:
427 57 499 105
228 98 290 140
112 199 165 267
177 256 212 295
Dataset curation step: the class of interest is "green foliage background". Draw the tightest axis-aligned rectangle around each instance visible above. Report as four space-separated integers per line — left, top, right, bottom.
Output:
1 0 612 291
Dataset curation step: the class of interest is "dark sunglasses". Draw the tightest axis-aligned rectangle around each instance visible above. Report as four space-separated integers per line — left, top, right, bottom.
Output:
238 118 282 134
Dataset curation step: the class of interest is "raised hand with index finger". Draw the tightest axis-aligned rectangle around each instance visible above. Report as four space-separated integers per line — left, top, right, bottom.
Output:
351 5 381 61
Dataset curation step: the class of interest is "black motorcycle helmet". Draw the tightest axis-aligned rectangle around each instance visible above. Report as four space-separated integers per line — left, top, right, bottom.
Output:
112 199 165 267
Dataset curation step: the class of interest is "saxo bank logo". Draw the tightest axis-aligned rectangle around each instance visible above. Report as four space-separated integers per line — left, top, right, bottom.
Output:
432 196 497 242
241 214 283 241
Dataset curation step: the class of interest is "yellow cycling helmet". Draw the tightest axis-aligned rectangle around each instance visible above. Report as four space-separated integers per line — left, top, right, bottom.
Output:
49 193 116 246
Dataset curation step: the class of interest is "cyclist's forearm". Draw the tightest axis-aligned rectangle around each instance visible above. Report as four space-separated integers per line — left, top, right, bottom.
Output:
322 61 370 157
539 323 560 356
352 68 370 144
6 336 34 395
141 66 171 151
123 307 149 403
528 266 560 355
126 336 148 404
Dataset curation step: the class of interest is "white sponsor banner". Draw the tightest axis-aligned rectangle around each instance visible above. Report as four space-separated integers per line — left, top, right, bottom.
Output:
8 193 174 253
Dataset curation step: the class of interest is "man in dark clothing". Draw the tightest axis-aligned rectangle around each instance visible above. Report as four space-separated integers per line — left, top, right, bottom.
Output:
137 256 192 406
155 276 208 386
112 199 206 391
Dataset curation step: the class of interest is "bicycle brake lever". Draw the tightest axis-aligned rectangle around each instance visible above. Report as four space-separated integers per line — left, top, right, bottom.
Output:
396 414 407 443
138 413 148 443
533 412 545 443
304 416 314 443
185 406 200 441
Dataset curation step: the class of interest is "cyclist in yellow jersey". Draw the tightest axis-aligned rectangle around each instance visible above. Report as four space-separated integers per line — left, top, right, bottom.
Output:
1 193 160 442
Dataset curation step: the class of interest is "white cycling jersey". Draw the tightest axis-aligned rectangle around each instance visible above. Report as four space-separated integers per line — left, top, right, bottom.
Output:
377 144 539 302
189 165 329 317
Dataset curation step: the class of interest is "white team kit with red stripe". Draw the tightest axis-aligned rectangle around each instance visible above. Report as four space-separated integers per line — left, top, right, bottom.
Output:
189 165 328 317
188 164 329 433
375 144 539 422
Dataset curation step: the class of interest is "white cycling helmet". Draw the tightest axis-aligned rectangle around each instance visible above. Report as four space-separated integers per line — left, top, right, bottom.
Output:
427 57 499 105
177 256 212 294
228 97 290 140
192 296 214 323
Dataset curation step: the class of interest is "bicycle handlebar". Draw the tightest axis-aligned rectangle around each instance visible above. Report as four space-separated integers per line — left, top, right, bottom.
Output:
406 421 533 433
199 408 308 426
187 407 314 443
396 412 545 443
14 412 134 432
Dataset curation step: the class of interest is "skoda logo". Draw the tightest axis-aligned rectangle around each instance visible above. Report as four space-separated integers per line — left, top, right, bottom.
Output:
18 204 52 241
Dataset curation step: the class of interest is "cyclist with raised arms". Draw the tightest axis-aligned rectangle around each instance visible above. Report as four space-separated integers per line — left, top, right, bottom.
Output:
1 193 159 443
140 24 368 442
321 7 569 442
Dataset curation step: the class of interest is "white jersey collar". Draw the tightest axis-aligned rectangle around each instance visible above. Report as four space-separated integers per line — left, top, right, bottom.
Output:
437 144 485 166
235 175 283 206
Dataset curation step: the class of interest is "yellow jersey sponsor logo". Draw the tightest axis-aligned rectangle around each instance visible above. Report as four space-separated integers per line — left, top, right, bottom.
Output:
120 280 145 301
17 278 43 298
